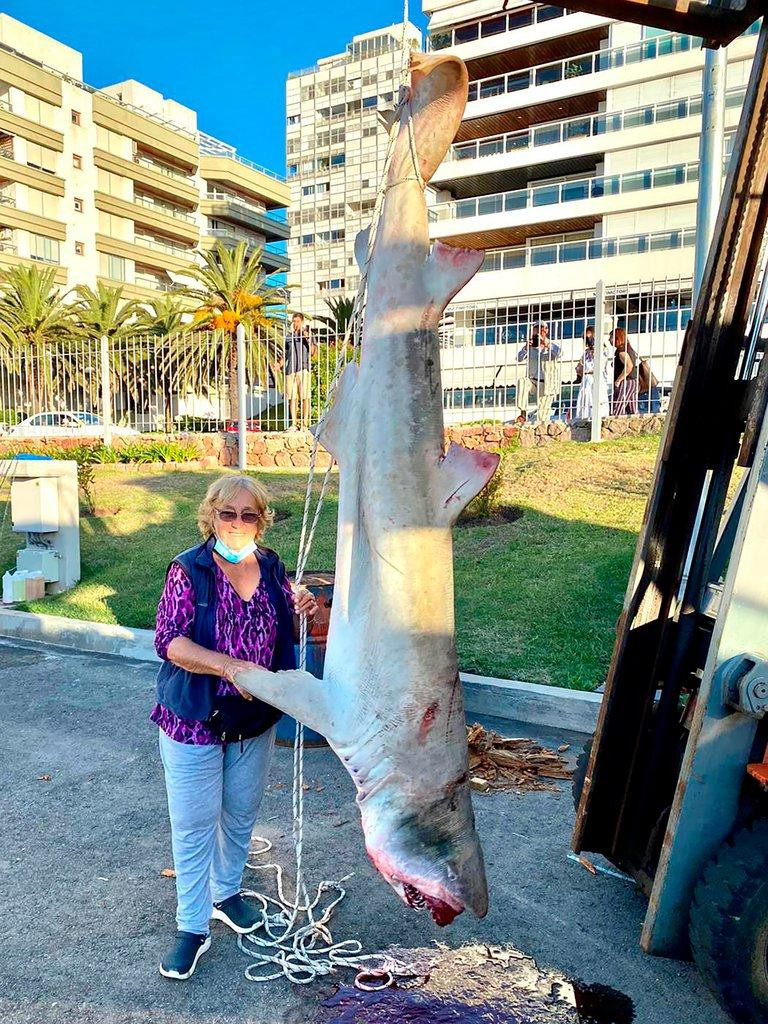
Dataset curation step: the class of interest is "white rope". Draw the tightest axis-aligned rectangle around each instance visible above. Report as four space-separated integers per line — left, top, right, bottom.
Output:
237 0 425 990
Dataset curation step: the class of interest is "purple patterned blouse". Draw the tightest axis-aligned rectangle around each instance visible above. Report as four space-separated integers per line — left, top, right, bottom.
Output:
150 558 295 745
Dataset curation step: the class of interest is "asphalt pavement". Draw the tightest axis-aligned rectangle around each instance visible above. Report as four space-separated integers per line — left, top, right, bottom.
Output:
0 638 731 1024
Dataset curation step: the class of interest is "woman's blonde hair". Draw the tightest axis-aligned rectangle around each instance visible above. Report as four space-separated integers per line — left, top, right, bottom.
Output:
197 474 275 541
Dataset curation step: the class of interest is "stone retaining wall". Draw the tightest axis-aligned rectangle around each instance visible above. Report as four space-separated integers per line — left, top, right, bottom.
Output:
0 415 664 467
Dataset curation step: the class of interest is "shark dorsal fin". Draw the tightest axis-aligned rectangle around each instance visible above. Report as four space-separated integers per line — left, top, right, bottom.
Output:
354 225 372 273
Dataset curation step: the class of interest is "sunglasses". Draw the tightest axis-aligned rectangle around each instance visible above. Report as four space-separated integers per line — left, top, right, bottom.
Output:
215 508 261 524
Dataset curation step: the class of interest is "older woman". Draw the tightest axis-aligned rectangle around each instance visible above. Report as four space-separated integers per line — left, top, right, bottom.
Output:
152 474 317 980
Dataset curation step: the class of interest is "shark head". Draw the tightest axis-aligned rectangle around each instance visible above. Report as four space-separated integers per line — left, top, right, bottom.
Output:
360 778 489 925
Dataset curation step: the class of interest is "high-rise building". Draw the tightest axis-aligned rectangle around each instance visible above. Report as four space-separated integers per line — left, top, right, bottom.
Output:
422 2 760 420
0 14 289 302
285 22 422 320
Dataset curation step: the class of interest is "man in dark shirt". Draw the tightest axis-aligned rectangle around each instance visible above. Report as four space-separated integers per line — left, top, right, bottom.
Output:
284 312 314 430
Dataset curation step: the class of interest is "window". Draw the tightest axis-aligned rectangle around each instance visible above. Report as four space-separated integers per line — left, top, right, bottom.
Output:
29 234 60 264
301 234 314 246
288 164 298 177
73 154 82 169
71 110 81 126
330 152 346 167
105 254 126 281
362 125 377 138
362 96 377 109
26 143 56 174
287 114 300 126
74 197 83 213
74 241 84 256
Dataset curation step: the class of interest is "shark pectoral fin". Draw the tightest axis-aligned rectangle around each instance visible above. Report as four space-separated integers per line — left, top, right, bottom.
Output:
425 241 485 318
435 442 501 525
234 666 338 742
313 360 358 460
354 226 372 273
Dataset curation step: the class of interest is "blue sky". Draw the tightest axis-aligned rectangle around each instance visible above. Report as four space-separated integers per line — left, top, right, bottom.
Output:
2 0 427 174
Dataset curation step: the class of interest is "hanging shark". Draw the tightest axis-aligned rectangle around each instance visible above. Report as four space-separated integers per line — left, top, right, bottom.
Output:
236 52 498 925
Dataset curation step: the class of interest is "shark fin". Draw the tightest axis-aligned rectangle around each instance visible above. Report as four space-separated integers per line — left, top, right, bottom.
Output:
355 225 372 273
424 241 484 323
312 360 358 461
435 442 500 526
234 666 340 743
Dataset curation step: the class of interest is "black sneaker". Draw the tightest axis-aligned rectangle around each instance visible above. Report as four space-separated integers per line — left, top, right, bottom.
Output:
158 931 211 980
211 893 263 934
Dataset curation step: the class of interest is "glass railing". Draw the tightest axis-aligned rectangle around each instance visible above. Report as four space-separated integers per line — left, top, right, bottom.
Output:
134 193 196 223
428 5 573 51
134 234 191 257
429 160 699 222
134 154 195 183
479 226 696 272
467 31 700 103
205 188 267 215
198 132 286 183
208 227 264 249
447 86 746 163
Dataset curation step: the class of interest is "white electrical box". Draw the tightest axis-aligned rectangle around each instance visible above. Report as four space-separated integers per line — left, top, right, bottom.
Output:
17 547 60 582
11 477 59 533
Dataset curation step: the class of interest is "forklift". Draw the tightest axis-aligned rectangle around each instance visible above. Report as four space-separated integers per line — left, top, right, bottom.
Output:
563 2 768 1022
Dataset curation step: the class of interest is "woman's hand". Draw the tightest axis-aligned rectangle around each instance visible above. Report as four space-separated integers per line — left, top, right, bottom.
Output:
220 656 258 700
293 585 319 620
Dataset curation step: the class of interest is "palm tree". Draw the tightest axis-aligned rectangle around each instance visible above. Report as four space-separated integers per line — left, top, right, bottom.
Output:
178 241 285 421
72 281 146 423
136 295 189 431
0 265 77 413
317 294 355 340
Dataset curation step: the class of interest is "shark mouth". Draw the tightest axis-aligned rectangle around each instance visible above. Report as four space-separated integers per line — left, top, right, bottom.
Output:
402 881 463 927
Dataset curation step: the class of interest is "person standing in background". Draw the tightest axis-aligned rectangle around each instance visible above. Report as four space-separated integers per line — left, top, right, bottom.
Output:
283 313 315 430
575 326 610 420
610 327 639 416
517 321 561 423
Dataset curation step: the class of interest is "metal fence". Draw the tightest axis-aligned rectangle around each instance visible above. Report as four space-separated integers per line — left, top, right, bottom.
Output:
440 277 692 426
0 324 347 439
0 279 693 442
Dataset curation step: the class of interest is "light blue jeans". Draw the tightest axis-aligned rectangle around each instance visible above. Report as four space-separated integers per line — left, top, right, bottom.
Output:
158 728 275 934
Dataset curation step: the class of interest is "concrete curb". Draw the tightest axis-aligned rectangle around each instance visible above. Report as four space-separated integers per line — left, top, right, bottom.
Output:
0 609 601 735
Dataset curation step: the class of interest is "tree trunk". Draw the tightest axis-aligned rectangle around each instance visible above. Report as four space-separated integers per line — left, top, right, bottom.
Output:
228 338 239 423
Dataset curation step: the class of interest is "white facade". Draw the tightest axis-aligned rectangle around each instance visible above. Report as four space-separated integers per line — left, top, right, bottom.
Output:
286 22 422 320
0 14 289 301
423 2 759 421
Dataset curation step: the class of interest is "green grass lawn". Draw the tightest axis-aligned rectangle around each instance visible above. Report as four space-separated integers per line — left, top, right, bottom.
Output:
0 435 661 690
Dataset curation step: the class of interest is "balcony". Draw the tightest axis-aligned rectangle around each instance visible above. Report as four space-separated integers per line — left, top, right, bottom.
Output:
427 6 613 74
134 193 196 223
430 161 699 246
134 153 195 184
202 189 290 242
460 25 758 136
94 148 199 206
134 233 192 259
436 87 746 192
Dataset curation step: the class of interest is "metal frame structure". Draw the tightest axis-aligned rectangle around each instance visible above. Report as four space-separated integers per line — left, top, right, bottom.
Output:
570 0 768 966
566 0 767 47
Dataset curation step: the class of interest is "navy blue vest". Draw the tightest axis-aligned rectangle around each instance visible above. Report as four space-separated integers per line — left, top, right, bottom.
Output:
155 536 296 730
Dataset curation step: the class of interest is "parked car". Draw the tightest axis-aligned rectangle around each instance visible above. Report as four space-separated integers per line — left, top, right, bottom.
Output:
7 410 139 438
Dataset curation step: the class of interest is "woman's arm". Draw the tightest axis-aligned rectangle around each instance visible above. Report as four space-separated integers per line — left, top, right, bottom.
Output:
166 636 255 700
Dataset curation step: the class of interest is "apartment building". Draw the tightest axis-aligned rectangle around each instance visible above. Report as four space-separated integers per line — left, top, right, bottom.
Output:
0 14 289 303
423 2 759 419
286 22 422 320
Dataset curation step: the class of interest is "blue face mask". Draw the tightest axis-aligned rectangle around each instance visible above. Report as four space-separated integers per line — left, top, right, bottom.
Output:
214 537 258 564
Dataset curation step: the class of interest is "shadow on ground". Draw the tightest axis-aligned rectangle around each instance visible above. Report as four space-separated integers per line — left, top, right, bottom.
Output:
0 639 729 1024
